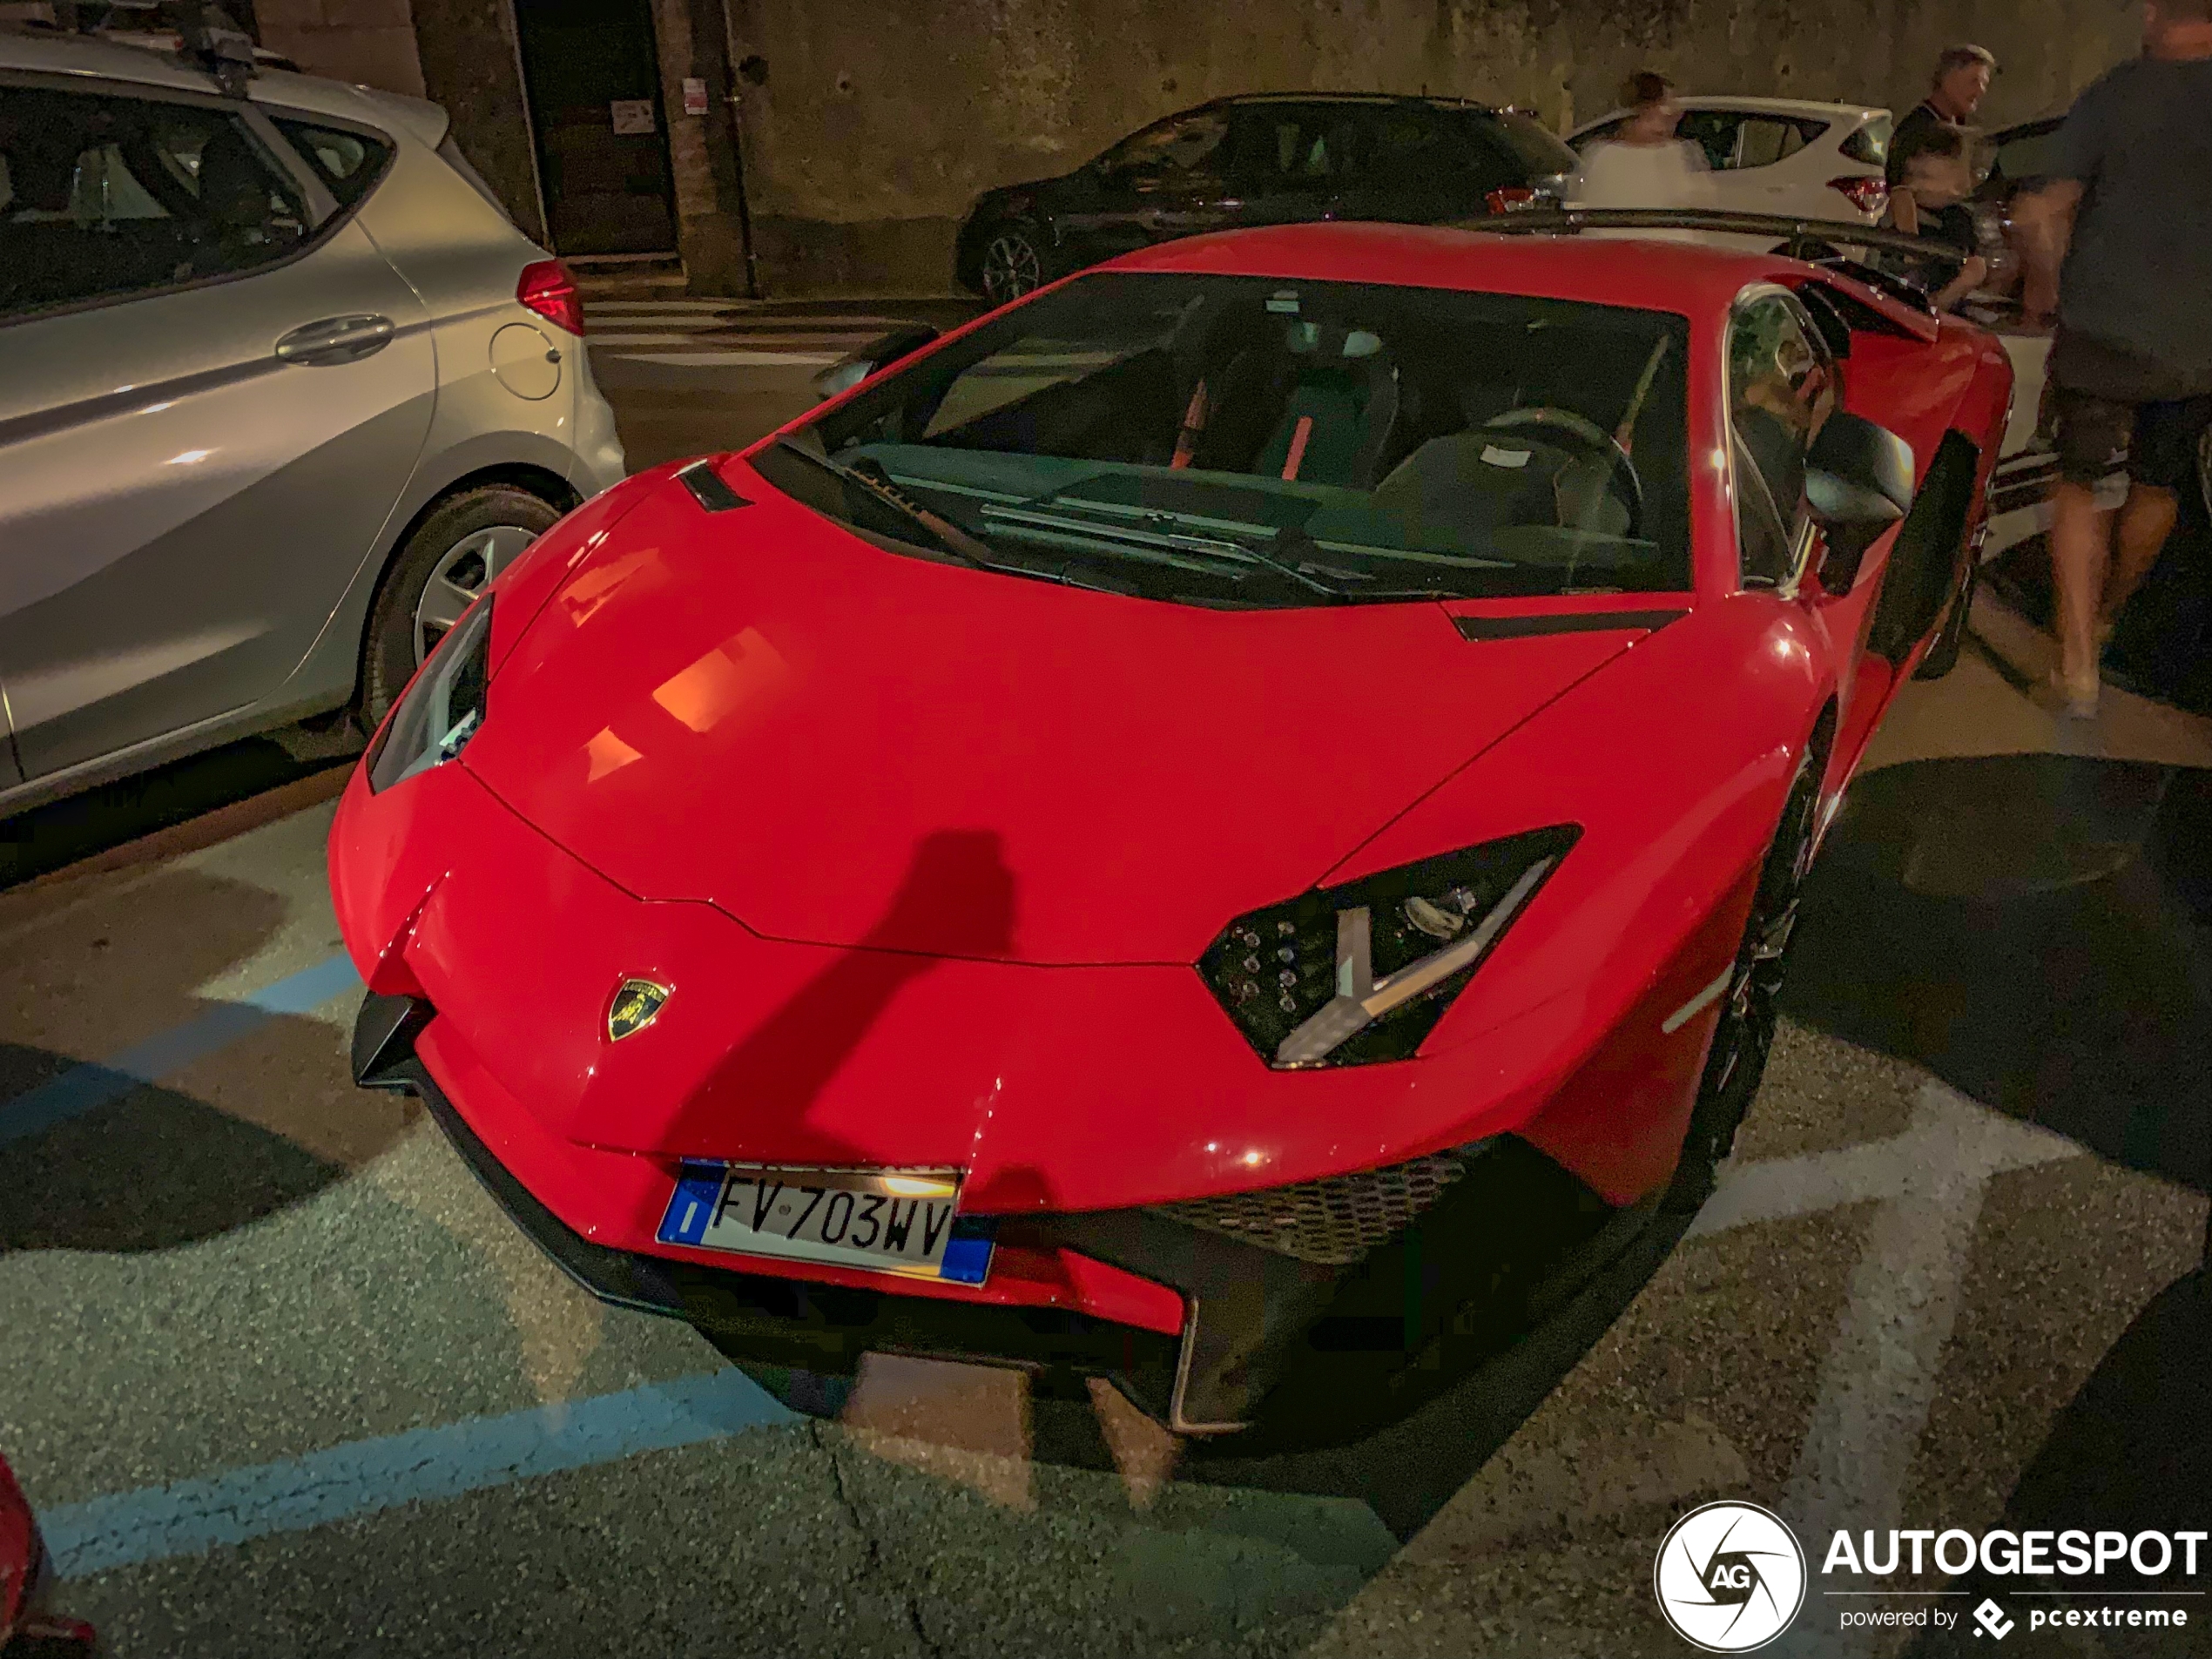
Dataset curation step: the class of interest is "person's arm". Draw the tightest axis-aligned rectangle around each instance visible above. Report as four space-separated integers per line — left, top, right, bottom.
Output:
2020 81 2104 325
1932 253 1992 313
1889 185 1922 236
2016 179 2082 323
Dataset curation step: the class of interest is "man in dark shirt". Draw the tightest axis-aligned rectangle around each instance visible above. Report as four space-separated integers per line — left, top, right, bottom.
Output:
1887 44 1997 191
2020 0 2212 717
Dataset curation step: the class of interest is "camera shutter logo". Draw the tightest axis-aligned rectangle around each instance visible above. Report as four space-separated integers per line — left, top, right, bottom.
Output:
1654 1501 1807 1651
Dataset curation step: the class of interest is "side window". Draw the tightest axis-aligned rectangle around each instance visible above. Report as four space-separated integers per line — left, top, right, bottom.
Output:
1365 106 1457 178
1097 111 1231 184
1271 105 1373 182
1737 118 1825 169
1676 111 1743 172
1840 115 1892 168
270 116 393 210
1728 293 1838 588
1 84 312 322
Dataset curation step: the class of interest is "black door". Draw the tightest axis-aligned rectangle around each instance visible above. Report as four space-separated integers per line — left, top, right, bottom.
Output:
513 0 678 255
1055 107 1234 268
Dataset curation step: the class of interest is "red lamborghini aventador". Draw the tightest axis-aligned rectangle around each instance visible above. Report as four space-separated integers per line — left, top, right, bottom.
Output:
331 219 2010 1443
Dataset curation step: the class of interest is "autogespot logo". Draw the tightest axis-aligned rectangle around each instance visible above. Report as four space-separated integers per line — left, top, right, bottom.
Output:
1655 1501 1809 1652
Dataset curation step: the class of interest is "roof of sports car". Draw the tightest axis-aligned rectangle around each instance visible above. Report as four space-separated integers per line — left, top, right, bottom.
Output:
1103 219 1798 310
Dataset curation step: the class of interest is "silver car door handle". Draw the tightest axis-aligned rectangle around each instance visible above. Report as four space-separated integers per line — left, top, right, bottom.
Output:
274 314 396 366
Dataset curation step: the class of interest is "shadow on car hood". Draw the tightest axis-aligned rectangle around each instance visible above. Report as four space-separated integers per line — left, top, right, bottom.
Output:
460 467 1637 966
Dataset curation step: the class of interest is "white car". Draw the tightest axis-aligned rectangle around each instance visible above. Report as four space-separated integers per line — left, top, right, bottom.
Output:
1568 98 1893 226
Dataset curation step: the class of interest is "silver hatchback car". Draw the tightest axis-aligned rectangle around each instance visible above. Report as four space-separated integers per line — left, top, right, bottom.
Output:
0 27 626 814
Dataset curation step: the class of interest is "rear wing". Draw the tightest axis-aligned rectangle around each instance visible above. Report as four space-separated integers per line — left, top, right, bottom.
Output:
1460 208 1973 324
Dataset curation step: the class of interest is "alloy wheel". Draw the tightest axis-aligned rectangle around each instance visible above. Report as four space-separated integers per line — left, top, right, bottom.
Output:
412 524 536 667
1669 761 1822 1209
982 229 1043 305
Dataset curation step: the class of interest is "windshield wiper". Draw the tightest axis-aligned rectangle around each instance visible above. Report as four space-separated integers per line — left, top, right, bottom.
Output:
772 438 997 570
979 502 1365 600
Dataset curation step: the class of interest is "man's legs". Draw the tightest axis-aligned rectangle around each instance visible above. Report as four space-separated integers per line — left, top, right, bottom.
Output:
2099 398 2212 638
2047 386 2139 714
2051 480 2113 707
2102 482 2182 631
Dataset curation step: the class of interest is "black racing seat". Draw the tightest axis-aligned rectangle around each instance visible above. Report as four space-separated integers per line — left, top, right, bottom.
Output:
1251 323 1400 488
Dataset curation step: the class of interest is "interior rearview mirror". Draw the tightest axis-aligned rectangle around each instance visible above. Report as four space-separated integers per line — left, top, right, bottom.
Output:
811 322 941 403
1807 411 1915 592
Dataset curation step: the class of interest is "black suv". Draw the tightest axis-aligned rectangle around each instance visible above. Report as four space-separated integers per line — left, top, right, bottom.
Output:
955 93 1579 304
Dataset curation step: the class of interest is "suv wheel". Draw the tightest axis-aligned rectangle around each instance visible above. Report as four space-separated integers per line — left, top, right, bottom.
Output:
981 223 1046 305
360 484 563 729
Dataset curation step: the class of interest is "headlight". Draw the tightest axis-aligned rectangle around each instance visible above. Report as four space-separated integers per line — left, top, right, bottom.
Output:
1197 827 1577 1069
367 594 494 792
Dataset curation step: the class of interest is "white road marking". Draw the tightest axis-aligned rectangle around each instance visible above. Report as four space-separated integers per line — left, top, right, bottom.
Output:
1689 1089 2074 1237
584 299 739 311
595 349 841 367
1770 1083 2071 1655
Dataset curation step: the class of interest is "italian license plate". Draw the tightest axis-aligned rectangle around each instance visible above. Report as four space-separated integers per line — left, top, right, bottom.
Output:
656 1162 995 1284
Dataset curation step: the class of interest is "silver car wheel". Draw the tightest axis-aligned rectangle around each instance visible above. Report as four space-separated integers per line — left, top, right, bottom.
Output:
413 523 536 666
982 230 1042 304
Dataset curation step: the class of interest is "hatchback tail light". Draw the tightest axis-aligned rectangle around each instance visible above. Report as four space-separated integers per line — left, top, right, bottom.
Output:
1829 175 1889 217
1486 185 1540 214
516 260 584 335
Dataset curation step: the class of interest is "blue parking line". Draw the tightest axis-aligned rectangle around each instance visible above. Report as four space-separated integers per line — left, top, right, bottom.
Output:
0 952 362 1143
41 1369 796 1579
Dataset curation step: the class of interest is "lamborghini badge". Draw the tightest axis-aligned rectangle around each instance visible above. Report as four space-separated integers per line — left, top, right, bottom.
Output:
608 979 671 1041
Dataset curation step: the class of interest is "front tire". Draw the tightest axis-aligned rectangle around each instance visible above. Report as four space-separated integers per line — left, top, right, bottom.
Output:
980 221 1048 306
1665 747 1823 1211
359 484 563 730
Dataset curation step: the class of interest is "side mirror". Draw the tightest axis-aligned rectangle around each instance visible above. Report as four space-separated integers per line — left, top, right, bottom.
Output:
810 322 940 403
1807 411 1915 591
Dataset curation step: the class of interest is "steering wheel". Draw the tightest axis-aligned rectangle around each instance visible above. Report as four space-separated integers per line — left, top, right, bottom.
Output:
1475 406 1645 536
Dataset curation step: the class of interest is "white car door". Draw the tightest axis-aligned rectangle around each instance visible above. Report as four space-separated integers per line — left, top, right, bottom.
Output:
0 75 433 783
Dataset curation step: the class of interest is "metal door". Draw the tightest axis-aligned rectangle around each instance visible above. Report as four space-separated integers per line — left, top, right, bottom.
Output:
513 0 679 256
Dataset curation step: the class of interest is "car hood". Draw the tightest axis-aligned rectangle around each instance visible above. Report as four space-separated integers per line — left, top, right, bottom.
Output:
460 465 1637 966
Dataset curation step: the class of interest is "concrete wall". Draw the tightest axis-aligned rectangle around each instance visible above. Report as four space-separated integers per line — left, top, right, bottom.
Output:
258 0 2151 295
722 0 2146 295
257 0 427 98
410 0 546 245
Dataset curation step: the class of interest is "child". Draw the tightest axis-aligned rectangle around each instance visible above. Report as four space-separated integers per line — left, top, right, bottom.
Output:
1886 123 1991 311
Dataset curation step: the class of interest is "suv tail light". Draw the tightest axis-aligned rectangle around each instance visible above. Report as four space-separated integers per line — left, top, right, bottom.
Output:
1486 185 1540 214
1829 175 1889 217
516 260 584 335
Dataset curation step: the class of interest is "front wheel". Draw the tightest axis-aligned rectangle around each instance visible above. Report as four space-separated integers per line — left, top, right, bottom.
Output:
359 484 563 730
1665 748 1823 1211
980 221 1048 306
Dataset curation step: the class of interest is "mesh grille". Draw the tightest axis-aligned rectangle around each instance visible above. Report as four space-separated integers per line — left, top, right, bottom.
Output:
1154 1146 1482 1265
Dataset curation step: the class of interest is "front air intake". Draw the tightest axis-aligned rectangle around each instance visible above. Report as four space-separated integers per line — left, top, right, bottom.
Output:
1151 1143 1489 1265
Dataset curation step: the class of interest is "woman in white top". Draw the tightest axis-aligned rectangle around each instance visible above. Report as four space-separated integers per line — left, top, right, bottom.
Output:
1573 72 1716 239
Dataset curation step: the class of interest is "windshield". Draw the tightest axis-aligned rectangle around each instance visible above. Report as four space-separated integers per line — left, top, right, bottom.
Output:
766 272 1693 609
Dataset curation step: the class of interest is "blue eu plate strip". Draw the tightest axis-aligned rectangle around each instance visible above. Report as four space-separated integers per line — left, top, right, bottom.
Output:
657 1160 727 1246
941 1216 996 1285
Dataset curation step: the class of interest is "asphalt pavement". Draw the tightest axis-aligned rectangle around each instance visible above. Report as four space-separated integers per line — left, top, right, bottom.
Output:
2 304 2207 1658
